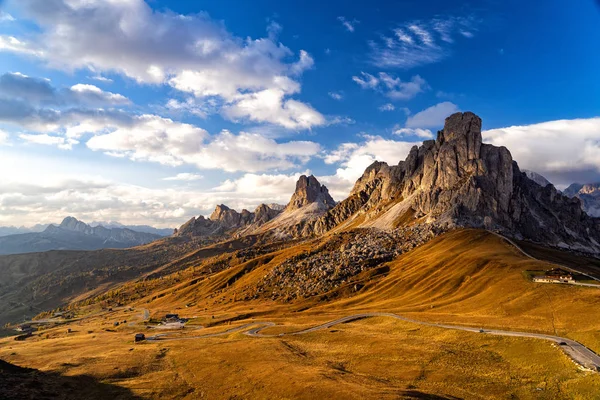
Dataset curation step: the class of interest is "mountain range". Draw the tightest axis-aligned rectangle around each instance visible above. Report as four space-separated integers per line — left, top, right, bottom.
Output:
1 111 600 328
178 112 600 253
0 217 162 255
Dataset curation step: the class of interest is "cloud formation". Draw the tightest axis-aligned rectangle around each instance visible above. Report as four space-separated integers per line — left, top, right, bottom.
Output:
370 16 478 69
405 102 459 128
87 124 321 173
483 118 600 186
353 72 428 100
3 0 324 130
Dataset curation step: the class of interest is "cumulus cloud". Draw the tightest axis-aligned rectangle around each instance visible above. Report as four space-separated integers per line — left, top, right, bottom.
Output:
3 0 324 130
370 15 478 69
352 72 428 100
214 171 309 202
322 136 419 198
483 118 600 186
405 102 459 128
87 122 321 173
379 103 395 111
221 88 325 129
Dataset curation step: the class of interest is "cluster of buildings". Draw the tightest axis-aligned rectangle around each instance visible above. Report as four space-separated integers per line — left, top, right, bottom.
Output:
532 268 576 284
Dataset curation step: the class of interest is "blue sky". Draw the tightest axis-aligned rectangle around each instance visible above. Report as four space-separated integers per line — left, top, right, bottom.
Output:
0 0 599 227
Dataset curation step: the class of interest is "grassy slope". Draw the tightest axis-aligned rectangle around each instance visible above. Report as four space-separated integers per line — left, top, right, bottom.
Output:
141 229 600 351
3 229 600 398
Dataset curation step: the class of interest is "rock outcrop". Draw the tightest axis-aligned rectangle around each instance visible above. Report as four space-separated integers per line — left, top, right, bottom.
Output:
564 183 600 217
176 203 283 237
285 175 336 212
254 175 337 238
308 112 600 253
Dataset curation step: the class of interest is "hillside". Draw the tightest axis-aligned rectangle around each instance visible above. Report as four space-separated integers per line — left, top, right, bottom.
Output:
2 229 600 398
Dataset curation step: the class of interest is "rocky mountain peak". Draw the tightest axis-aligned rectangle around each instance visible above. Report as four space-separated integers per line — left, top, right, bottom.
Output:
564 182 600 218
310 111 600 253
58 216 92 233
286 175 336 212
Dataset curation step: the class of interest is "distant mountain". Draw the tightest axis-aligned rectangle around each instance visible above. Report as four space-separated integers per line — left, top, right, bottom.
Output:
563 183 600 217
89 221 174 236
0 217 162 255
0 224 48 237
522 169 552 187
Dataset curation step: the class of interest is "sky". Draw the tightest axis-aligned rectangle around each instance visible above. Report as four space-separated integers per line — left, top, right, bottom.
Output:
0 0 599 228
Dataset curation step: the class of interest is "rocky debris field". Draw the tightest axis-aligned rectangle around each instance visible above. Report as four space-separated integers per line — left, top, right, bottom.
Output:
250 224 445 301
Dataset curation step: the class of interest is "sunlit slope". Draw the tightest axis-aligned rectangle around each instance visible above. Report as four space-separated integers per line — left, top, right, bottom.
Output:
320 229 600 347
128 229 600 351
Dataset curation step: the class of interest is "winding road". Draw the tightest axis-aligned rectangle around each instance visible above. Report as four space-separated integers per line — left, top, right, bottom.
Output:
146 312 600 372
144 231 600 372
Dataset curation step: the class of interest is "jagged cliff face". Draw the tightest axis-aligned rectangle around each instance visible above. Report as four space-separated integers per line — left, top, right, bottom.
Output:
285 175 336 212
313 112 600 252
176 203 282 237
254 175 337 238
564 183 600 217
174 112 600 252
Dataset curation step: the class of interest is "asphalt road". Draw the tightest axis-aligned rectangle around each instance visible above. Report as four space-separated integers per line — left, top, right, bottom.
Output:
146 312 600 372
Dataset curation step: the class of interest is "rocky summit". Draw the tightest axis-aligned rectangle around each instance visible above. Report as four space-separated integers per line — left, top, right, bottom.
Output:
176 203 283 238
564 183 600 218
302 112 600 252
172 112 600 253
285 175 336 212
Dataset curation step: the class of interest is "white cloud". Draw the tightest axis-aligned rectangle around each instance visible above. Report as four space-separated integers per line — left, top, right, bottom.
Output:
3 0 323 129
370 15 478 69
352 72 428 100
329 91 343 101
222 88 325 130
89 75 113 83
379 103 395 112
393 127 434 139
87 121 321 173
19 133 77 150
338 16 359 32
483 118 600 186
405 102 459 128
163 173 204 181
322 136 420 198
214 171 308 199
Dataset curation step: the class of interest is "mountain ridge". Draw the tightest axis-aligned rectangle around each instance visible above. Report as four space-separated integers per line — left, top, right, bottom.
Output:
0 217 162 255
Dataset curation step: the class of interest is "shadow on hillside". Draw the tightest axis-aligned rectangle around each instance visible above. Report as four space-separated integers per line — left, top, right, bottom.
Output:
401 390 462 400
0 359 142 400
